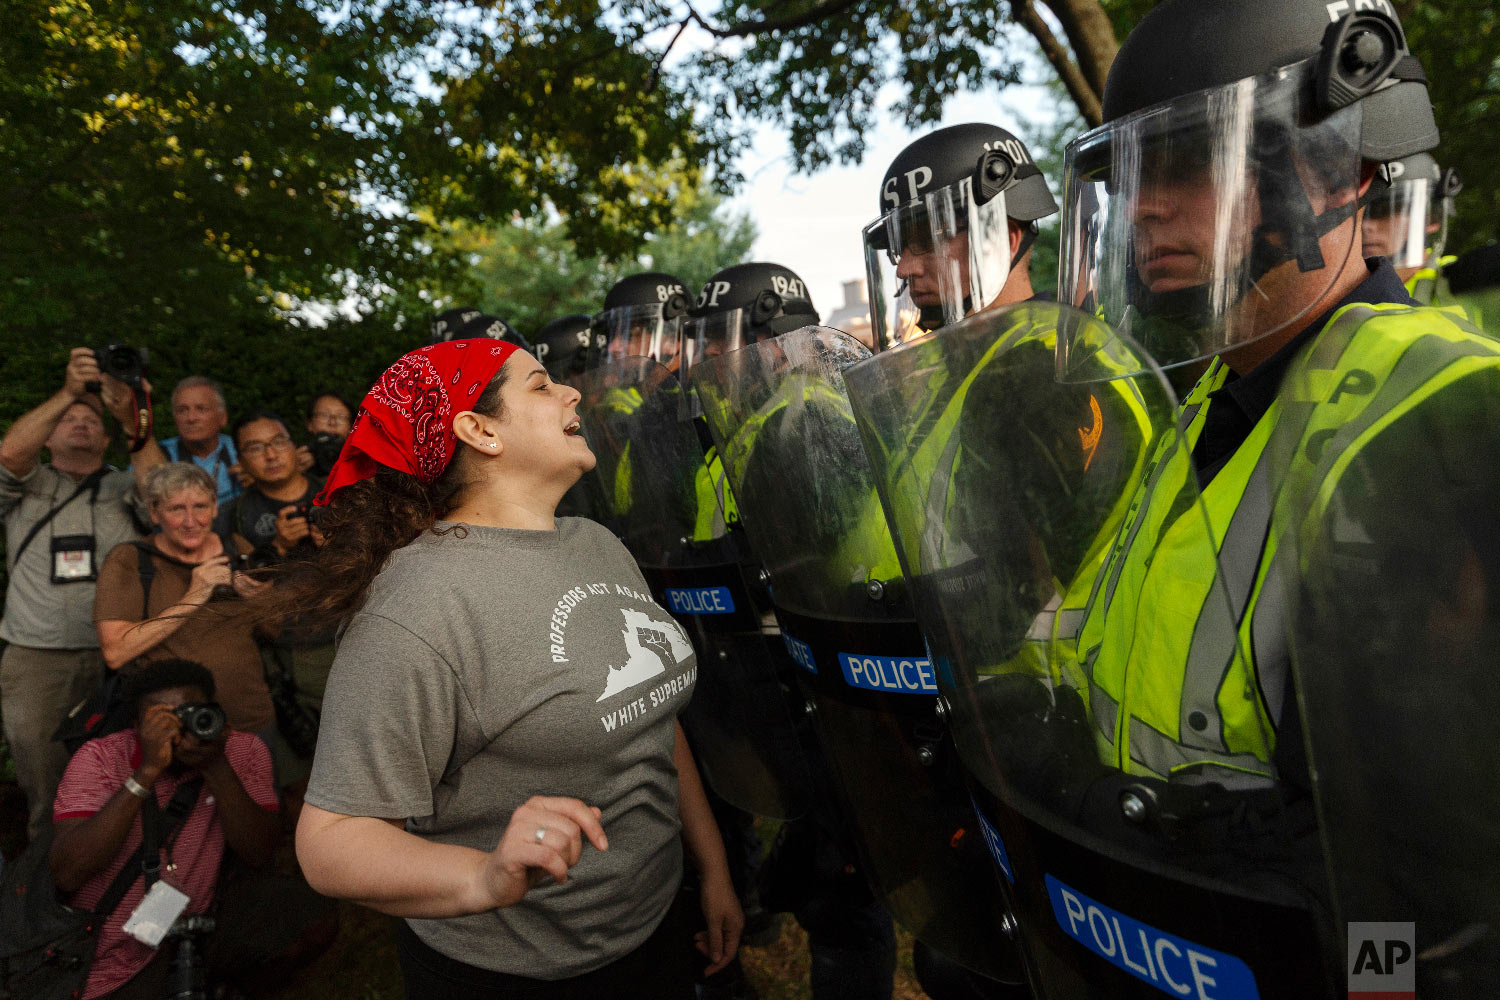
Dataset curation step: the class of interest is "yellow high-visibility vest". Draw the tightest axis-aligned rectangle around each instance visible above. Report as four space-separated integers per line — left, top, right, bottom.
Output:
1075 302 1499 784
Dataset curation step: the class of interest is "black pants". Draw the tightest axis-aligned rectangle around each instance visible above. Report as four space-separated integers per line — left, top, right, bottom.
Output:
395 898 695 1000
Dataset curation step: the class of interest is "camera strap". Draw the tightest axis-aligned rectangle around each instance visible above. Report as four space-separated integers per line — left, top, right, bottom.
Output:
125 387 154 453
87 775 203 925
139 777 204 890
128 534 238 619
9 467 107 567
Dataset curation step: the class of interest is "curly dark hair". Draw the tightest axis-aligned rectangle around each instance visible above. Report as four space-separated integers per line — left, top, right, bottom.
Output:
251 369 509 630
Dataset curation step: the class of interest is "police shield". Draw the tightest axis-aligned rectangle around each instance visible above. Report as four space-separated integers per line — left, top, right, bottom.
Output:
1264 311 1500 995
694 326 1021 984
575 357 811 820
845 302 1342 998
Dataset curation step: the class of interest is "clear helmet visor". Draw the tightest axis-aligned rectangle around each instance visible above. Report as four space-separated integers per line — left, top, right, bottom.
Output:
1059 62 1364 374
598 303 684 371
1361 176 1439 270
863 180 1012 351
677 308 750 417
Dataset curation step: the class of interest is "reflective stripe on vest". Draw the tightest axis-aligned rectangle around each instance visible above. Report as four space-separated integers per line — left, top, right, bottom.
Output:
1077 302 1497 783
692 449 737 542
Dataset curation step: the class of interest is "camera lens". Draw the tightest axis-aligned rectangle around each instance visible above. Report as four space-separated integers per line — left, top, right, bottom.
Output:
175 702 226 742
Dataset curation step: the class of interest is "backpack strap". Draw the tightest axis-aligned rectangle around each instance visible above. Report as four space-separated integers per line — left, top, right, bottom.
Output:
134 542 157 620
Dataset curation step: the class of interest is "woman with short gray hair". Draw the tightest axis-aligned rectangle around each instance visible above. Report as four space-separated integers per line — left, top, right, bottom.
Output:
94 461 273 735
139 461 215 513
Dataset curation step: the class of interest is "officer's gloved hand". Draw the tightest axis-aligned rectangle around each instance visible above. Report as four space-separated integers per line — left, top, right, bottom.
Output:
974 674 1110 818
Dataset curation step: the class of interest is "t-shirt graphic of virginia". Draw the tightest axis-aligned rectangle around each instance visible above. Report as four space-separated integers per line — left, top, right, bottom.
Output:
597 609 693 702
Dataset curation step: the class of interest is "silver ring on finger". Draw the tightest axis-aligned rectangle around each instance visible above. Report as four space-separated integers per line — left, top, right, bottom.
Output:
534 826 547 844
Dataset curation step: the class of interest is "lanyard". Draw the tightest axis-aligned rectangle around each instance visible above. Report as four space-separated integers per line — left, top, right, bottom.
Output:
9 466 107 567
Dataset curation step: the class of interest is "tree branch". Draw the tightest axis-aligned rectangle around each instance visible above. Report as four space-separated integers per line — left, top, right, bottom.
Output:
1011 0 1102 126
1037 0 1118 102
648 16 693 93
684 0 863 39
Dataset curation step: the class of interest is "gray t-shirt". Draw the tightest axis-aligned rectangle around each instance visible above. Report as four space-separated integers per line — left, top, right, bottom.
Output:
305 517 698 978
0 463 145 648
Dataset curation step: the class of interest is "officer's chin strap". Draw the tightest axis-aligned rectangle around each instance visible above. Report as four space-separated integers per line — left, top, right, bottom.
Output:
1010 223 1040 273
1134 177 1382 338
915 223 1037 332
1249 171 1386 280
917 304 947 332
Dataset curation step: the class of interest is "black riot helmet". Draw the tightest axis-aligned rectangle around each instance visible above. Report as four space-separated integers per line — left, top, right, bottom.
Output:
1059 0 1439 374
1363 152 1462 270
532 314 594 383
454 312 529 349
680 261 820 386
428 306 485 346
864 123 1058 347
590 271 693 371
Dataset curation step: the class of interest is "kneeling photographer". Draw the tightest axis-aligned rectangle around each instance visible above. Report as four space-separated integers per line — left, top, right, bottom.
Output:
47 659 284 999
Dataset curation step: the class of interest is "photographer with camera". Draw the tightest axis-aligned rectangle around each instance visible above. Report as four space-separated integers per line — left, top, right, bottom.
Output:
93 463 274 742
1 347 165 844
227 410 324 563
48 658 283 999
300 391 352 480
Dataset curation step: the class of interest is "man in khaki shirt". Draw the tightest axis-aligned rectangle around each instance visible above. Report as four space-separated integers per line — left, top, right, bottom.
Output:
0 347 163 841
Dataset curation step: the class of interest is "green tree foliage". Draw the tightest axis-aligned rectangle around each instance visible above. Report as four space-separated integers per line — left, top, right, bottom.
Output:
1 183 755 484
0 0 725 358
640 0 1497 252
432 184 758 335
1395 1 1500 254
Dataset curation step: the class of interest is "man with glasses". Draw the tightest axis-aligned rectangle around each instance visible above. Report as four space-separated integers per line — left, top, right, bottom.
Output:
228 410 322 563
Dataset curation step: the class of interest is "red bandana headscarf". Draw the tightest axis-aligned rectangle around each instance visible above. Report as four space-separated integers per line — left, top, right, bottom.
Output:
316 339 523 506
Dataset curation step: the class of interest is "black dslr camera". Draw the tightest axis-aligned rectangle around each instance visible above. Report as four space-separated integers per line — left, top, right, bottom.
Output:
308 431 343 478
174 701 226 743
91 342 149 392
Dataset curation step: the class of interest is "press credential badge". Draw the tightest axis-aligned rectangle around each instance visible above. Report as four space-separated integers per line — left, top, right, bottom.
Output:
122 881 190 947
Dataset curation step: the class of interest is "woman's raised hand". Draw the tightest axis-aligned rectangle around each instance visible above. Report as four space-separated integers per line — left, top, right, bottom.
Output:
186 554 232 603
477 796 610 909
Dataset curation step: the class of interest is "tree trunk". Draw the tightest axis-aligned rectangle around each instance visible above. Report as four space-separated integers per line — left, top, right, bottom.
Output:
1010 0 1109 126
1040 0 1120 103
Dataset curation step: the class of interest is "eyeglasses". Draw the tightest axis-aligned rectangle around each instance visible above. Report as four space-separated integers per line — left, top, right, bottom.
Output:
240 435 294 458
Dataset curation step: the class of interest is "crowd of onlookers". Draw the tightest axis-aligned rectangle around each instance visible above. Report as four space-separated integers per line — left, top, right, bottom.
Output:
0 348 349 998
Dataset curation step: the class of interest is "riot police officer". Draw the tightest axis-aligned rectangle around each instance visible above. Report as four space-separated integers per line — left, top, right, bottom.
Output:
850 0 1500 994
863 123 1058 349
863 128 1066 1000
681 263 819 379
1361 152 1464 305
686 262 902 1000
592 271 693 370
531 313 593 384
